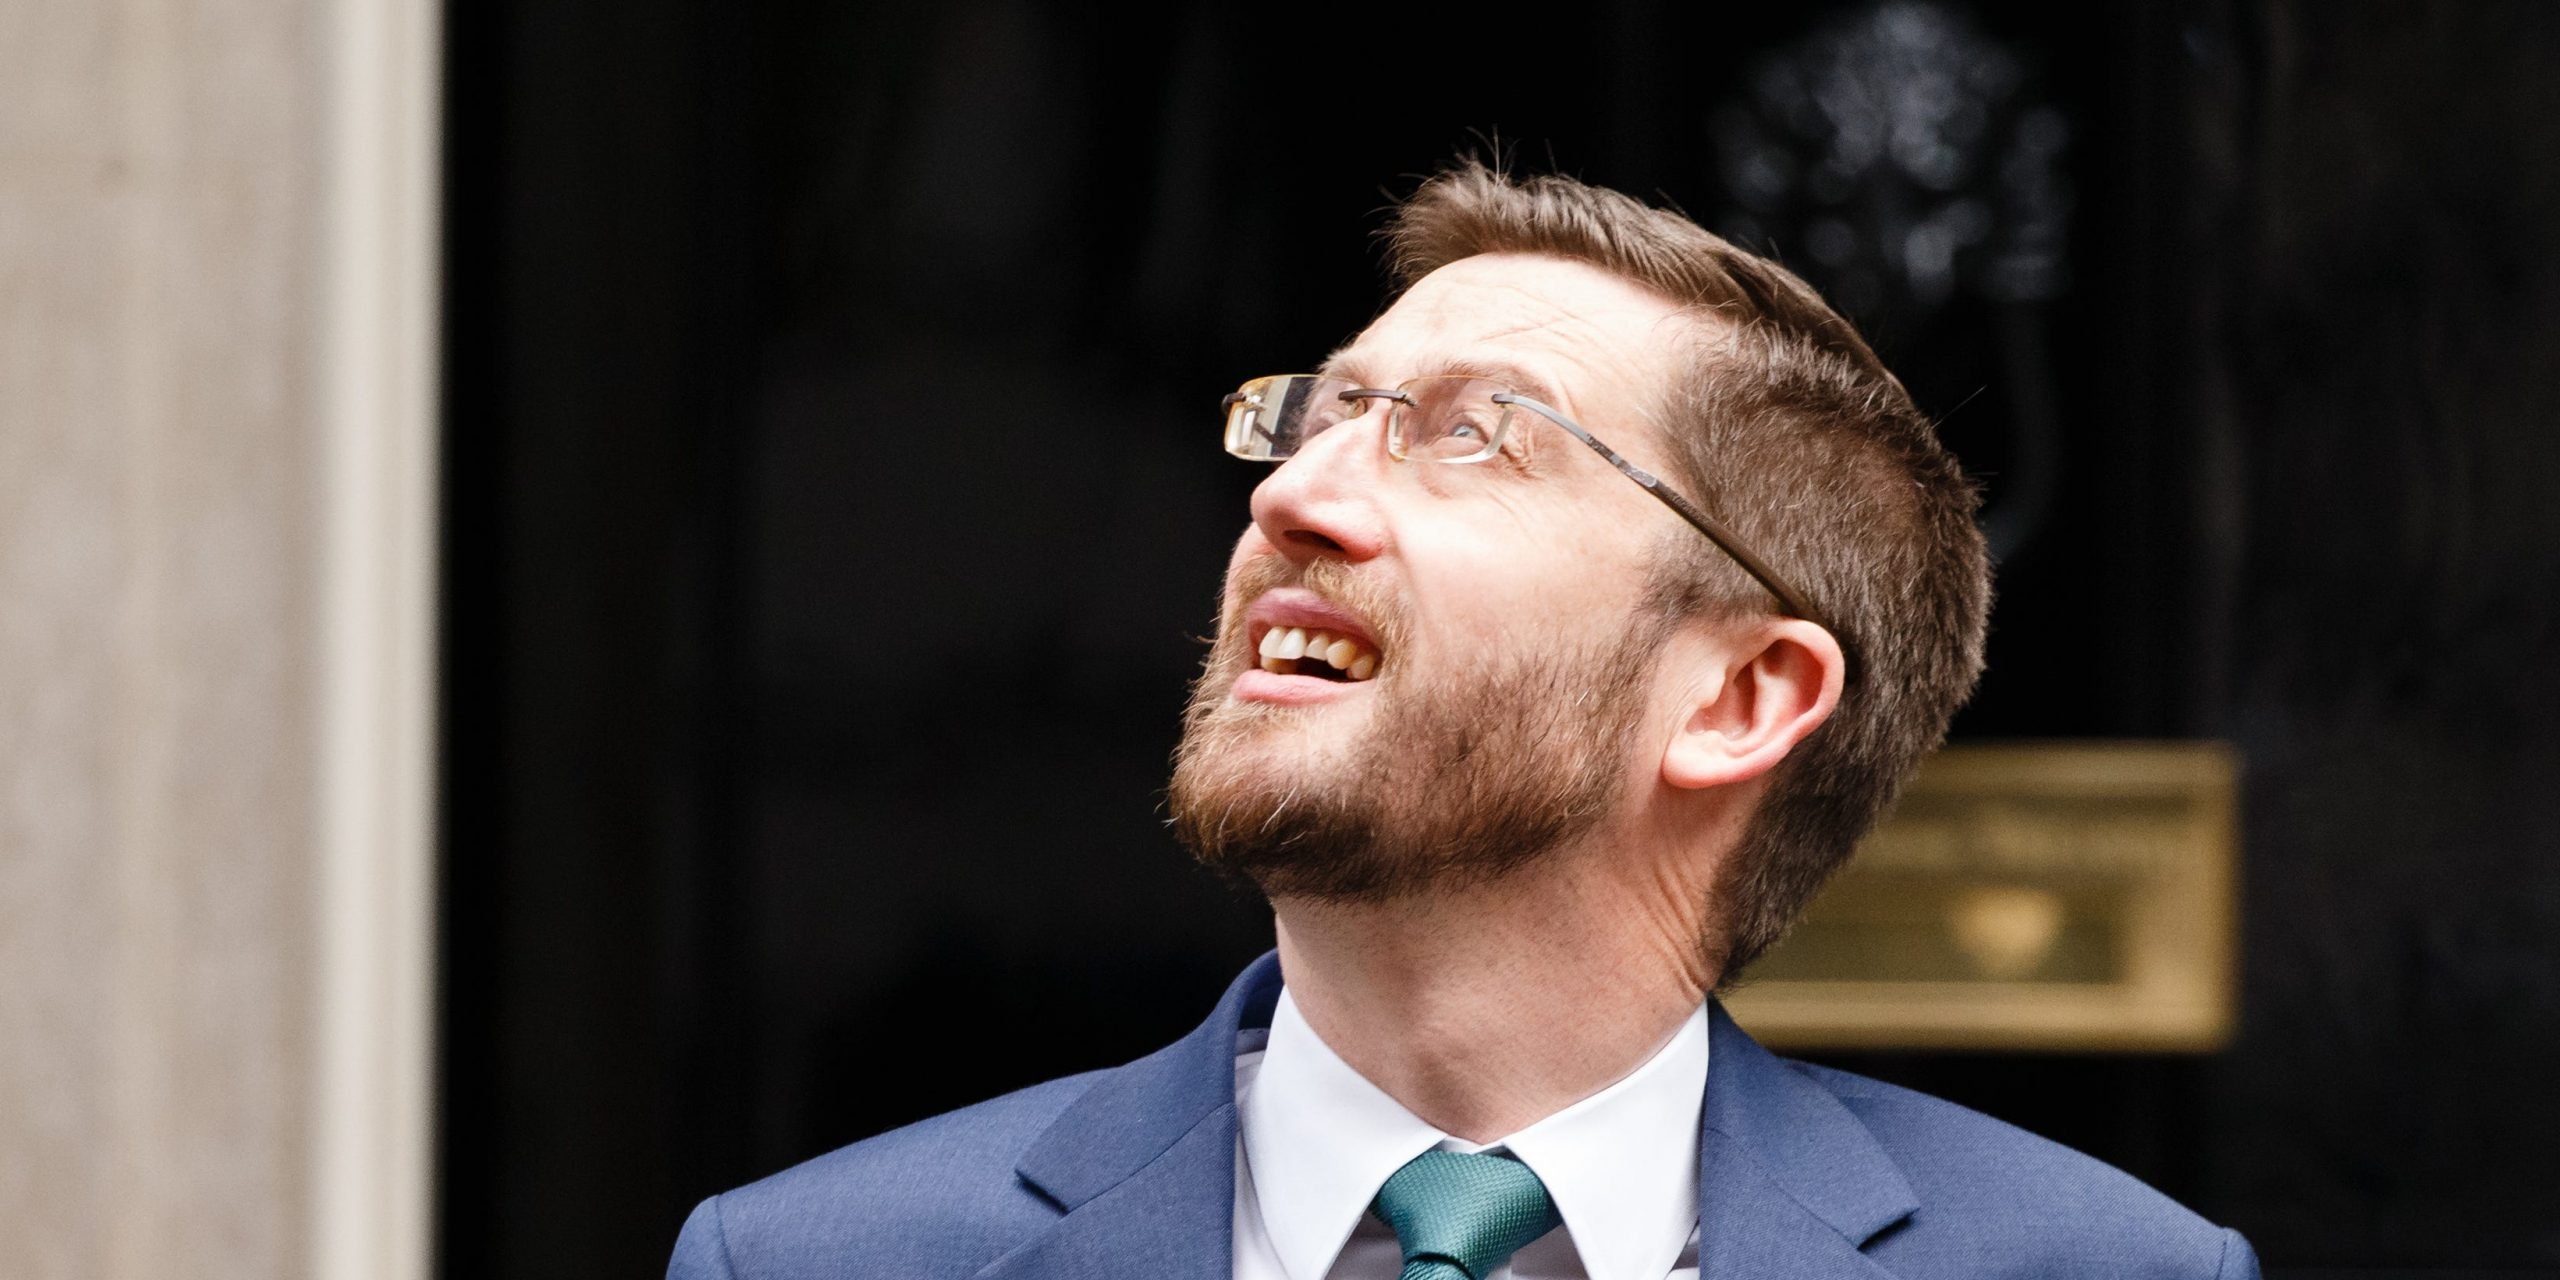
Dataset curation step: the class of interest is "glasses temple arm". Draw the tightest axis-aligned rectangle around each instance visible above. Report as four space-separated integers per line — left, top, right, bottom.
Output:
1496 394 1832 631
1636 480 1831 631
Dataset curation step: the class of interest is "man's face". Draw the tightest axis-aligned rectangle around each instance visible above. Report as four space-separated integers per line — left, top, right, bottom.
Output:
1168 253 1704 899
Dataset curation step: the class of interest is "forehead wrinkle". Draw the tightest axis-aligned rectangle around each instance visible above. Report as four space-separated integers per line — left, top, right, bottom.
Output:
1326 268 1703 417
1325 280 1587 373
1457 304 1692 411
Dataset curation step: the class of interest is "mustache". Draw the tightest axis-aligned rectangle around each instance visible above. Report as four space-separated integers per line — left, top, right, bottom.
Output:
1212 557 1410 662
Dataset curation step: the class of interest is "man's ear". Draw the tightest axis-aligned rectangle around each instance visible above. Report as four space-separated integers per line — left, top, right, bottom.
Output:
1660 619 1846 792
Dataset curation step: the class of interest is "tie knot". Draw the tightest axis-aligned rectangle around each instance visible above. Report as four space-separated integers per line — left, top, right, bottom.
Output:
1371 1150 1562 1280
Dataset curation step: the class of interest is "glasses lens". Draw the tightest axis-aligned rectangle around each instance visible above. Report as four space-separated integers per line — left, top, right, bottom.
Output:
1224 375 1360 460
1389 377 1513 464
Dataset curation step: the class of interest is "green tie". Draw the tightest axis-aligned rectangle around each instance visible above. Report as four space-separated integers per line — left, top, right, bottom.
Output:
1370 1149 1564 1280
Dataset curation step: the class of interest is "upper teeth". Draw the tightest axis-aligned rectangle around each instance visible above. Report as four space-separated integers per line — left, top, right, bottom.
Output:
1257 625 1381 681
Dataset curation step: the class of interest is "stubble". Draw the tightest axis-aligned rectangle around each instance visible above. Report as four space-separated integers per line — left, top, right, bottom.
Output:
1167 557 1672 901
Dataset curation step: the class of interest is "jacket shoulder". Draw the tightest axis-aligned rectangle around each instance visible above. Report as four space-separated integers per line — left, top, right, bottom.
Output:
669 1070 1105 1280
1789 1061 2257 1279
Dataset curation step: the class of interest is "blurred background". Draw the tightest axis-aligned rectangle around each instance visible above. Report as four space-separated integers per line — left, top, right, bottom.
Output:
438 0 2560 1273
6 0 2559 1277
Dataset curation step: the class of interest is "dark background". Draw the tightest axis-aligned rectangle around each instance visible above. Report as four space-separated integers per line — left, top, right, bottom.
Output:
439 0 2560 1275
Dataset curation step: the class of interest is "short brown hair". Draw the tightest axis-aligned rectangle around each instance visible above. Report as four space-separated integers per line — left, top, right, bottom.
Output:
1385 160 1992 979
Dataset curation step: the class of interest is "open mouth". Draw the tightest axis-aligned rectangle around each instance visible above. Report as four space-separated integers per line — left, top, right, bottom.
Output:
1252 624 1382 683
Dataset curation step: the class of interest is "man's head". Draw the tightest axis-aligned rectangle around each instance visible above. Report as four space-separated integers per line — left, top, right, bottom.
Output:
1168 161 1990 980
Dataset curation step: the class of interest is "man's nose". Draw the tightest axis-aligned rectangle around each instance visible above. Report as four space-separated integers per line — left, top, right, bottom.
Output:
1247 406 1392 564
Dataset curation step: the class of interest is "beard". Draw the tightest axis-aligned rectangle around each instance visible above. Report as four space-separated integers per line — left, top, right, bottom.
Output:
1167 557 1674 902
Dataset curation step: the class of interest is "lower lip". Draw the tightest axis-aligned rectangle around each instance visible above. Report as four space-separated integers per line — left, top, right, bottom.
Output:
1233 667 1370 705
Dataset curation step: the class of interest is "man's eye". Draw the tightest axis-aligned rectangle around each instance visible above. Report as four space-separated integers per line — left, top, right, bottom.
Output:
1445 419 1488 442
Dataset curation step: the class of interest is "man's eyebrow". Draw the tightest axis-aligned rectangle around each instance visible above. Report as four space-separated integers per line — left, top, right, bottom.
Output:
1428 357 1562 406
1311 352 1564 406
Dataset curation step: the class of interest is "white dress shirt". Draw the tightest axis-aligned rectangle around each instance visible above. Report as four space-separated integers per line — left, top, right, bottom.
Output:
1233 988 1708 1280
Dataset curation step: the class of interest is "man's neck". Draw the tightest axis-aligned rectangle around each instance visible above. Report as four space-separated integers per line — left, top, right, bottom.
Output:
1269 843 1718 1144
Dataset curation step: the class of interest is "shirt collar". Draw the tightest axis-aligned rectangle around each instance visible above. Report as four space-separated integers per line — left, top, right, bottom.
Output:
1238 987 1708 1280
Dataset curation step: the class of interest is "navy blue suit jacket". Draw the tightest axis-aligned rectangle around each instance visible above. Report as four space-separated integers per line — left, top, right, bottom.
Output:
669 954 2258 1280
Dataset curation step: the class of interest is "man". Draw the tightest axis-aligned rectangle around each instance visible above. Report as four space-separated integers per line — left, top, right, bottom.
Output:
668 163 2259 1280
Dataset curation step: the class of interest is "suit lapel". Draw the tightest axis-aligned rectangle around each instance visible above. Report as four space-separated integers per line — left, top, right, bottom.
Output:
971 966 1915 1280
974 954 1283 1280
1696 1003 1917 1280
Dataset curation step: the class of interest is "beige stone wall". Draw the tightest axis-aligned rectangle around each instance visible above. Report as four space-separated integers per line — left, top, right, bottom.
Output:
0 1 434 1276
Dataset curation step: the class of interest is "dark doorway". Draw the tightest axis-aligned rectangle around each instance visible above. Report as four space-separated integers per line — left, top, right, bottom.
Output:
439 1 2560 1274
